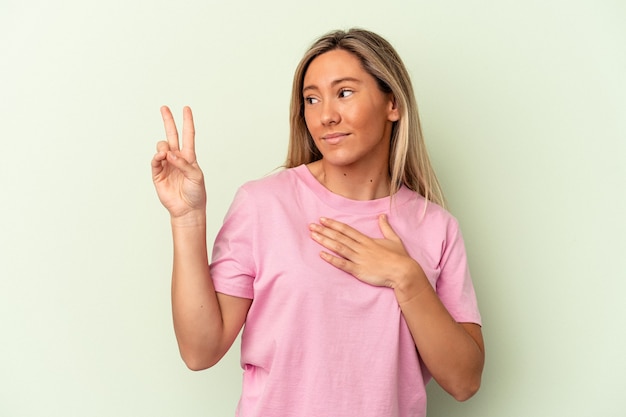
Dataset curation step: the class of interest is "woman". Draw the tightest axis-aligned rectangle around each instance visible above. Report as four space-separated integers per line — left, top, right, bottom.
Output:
152 28 484 417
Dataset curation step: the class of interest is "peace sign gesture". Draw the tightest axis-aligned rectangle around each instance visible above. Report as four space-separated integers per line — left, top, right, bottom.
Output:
151 106 207 221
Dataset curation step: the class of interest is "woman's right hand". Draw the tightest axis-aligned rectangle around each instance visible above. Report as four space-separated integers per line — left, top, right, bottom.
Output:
151 106 207 221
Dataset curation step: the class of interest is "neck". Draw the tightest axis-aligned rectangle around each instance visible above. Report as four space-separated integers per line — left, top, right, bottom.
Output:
308 160 391 201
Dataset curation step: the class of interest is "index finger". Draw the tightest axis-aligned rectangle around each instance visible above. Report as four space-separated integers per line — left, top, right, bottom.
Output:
160 105 180 151
181 106 196 158
318 217 366 243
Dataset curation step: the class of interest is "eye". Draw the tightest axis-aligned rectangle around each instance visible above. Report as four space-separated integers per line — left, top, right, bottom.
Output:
304 96 319 105
339 89 354 98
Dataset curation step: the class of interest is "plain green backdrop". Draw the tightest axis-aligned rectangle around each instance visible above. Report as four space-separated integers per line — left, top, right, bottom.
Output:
1 0 624 416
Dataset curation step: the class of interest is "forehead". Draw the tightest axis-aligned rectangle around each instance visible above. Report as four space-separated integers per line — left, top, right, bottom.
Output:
303 49 369 85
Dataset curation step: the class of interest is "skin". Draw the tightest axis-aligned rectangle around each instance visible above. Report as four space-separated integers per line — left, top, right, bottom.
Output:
151 49 484 401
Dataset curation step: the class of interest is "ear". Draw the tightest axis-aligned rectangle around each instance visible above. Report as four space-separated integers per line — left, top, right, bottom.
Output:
387 94 400 122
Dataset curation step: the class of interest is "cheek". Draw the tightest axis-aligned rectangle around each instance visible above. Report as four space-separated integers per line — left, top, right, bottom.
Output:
344 103 377 129
303 109 319 133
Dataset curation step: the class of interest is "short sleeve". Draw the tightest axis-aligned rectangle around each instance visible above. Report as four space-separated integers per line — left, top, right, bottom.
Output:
436 219 482 325
210 187 257 299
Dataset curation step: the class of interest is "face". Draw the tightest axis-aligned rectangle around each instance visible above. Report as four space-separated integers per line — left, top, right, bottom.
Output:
302 49 399 170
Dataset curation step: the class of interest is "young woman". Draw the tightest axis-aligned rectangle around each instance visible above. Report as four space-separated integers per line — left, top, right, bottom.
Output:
152 28 484 417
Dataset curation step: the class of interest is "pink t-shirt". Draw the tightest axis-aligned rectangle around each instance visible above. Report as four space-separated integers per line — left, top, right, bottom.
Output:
210 165 481 417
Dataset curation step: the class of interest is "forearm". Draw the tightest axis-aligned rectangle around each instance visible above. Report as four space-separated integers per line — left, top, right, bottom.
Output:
170 213 225 369
394 263 484 401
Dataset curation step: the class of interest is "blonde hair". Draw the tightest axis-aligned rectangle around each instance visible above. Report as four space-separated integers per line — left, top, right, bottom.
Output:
285 28 445 207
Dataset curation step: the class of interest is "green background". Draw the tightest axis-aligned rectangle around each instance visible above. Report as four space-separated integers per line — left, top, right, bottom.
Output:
1 0 624 416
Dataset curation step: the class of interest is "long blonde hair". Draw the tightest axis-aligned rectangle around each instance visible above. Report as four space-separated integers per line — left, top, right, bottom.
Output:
285 28 445 207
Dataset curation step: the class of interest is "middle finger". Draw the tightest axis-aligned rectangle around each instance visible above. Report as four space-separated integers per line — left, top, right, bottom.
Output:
181 106 196 160
310 223 359 254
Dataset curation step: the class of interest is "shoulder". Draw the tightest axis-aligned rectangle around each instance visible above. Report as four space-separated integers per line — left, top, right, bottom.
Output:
221 168 300 228
239 166 300 195
426 200 460 230
395 188 460 232
230 166 307 211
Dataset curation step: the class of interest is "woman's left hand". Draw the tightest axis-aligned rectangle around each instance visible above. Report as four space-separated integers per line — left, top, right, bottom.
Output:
309 214 421 288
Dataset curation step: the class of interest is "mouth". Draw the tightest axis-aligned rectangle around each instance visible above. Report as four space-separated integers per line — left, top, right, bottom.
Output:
322 132 349 144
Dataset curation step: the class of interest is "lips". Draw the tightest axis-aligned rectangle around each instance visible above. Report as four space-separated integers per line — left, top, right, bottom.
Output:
322 132 349 145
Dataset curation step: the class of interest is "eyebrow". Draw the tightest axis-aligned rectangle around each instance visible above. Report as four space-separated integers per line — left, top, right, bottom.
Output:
302 77 362 93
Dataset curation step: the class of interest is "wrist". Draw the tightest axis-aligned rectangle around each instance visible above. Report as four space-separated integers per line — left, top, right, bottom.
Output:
392 260 432 304
170 210 207 228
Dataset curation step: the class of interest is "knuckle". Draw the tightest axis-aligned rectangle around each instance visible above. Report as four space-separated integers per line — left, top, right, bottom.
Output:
334 257 348 269
331 242 345 253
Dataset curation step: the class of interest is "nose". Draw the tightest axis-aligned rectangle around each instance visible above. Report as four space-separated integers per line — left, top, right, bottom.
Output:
321 100 340 126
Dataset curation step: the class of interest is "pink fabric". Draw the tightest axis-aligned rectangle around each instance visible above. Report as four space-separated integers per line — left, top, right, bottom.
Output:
210 165 481 417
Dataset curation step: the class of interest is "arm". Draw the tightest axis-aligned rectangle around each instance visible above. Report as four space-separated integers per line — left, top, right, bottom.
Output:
152 106 251 370
309 214 484 400
170 215 251 370
394 269 484 401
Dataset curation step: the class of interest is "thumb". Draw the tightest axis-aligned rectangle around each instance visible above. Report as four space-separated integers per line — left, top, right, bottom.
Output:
378 214 399 241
